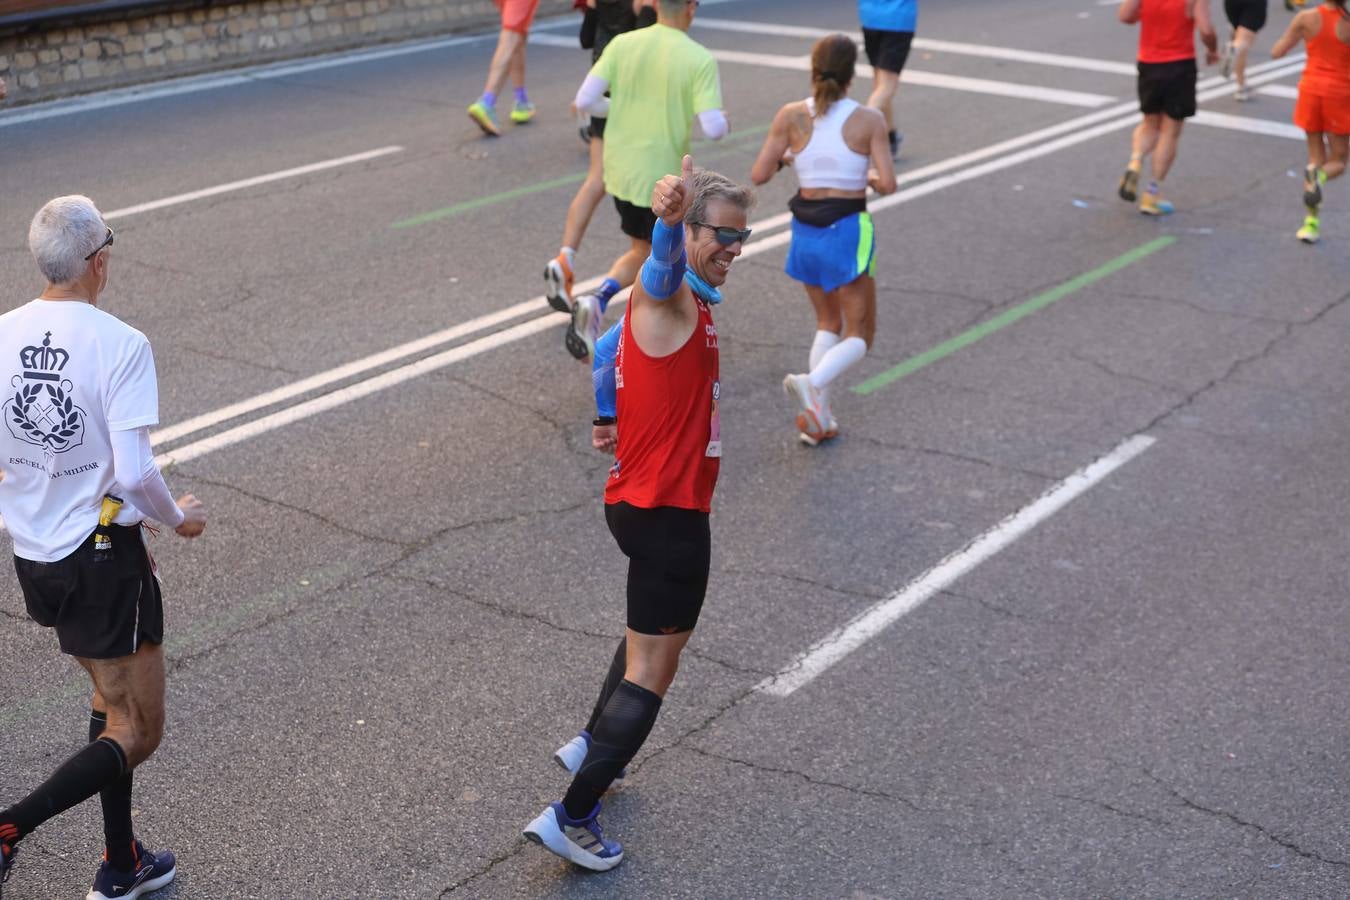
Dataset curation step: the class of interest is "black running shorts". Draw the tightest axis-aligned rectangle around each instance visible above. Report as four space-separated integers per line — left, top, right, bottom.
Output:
605 502 710 636
1224 0 1267 31
15 524 164 659
862 27 914 75
613 197 657 242
1137 59 1198 120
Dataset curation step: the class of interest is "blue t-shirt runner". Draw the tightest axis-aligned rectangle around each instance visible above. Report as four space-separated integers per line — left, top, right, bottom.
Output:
857 0 919 157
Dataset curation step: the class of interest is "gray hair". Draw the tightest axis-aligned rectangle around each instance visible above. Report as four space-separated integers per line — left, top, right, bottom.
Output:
687 168 755 226
29 195 106 285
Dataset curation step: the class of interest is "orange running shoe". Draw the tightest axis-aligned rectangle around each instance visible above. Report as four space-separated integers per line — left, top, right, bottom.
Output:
544 253 575 313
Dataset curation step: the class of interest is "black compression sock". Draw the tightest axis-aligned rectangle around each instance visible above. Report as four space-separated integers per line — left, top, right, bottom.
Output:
89 711 135 871
562 679 661 820
0 737 127 842
584 637 628 735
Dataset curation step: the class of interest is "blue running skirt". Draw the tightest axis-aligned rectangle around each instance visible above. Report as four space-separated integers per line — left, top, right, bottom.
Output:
784 211 876 293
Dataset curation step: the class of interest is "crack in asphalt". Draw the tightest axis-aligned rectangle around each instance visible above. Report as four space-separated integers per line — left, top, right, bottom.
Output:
942 587 1032 621
176 470 408 547
1137 287 1350 436
1067 351 1186 395
1118 289 1298 326
1053 791 1173 829
1141 768 1349 867
684 744 929 811
438 839 528 897
177 339 300 376
441 373 599 467
715 566 884 601
843 432 1059 482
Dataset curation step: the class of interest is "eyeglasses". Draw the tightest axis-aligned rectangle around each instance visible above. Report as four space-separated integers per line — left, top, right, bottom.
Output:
690 221 751 246
84 226 114 260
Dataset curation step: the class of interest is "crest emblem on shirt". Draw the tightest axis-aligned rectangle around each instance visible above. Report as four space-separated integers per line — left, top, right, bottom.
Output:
8 332 86 456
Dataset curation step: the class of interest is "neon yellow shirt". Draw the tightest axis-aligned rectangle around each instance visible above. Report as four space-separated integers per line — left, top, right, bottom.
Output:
591 24 723 207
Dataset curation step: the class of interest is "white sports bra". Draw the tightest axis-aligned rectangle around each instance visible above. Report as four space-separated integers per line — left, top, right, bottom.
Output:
794 97 870 192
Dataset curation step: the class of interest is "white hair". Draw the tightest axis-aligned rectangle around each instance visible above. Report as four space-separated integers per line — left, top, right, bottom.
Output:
28 195 106 285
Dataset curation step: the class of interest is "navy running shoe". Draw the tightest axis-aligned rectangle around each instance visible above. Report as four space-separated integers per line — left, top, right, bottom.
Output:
1 840 16 899
87 841 175 900
523 801 623 871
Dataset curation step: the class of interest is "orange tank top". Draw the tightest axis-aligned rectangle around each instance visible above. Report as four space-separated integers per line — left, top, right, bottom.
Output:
1301 6 1350 99
605 293 721 513
1138 0 1196 64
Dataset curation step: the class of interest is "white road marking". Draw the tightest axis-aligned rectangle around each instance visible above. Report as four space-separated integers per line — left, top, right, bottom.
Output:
708 49 1116 108
1257 84 1300 100
1192 110 1303 140
102 146 405 220
756 435 1158 697
692 17 1137 75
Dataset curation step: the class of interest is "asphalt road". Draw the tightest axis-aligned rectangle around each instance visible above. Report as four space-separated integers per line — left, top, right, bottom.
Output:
2 0 1349 897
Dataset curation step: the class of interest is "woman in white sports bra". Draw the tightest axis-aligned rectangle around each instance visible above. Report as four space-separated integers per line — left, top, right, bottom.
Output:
751 34 897 446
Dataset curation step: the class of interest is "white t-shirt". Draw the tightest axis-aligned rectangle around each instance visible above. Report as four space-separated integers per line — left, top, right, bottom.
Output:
0 300 160 562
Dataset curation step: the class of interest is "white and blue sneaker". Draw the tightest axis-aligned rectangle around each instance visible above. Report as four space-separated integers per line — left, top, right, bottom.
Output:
523 801 623 871
565 292 603 362
87 841 175 900
553 730 624 782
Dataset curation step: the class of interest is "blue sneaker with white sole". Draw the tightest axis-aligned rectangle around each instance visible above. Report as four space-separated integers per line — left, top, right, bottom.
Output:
87 841 175 900
523 801 623 871
554 730 624 782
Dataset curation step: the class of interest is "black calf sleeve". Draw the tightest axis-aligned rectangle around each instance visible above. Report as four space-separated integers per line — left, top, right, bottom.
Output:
90 710 135 871
562 679 662 820
0 737 127 842
584 637 628 736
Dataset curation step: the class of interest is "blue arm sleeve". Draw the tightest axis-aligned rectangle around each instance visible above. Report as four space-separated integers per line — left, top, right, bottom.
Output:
639 219 687 301
592 314 623 418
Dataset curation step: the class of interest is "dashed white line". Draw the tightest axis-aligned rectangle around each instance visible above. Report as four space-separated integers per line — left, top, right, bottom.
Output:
756 434 1158 698
103 146 405 220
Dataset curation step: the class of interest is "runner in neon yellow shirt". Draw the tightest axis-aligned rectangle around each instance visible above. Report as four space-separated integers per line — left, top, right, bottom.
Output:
564 0 728 363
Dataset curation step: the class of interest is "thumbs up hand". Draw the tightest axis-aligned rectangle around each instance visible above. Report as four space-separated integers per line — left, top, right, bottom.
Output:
652 154 696 227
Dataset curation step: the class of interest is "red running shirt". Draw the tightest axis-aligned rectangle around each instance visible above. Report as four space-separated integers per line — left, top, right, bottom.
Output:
1138 0 1196 63
605 295 721 513
1302 6 1350 99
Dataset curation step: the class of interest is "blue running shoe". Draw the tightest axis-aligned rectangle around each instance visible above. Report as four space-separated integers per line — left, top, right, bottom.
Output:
523 801 623 871
87 841 175 900
1 840 16 899
553 730 624 782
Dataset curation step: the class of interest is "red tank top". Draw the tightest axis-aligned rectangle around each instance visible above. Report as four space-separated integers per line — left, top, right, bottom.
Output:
605 294 721 513
1301 6 1350 99
1138 0 1196 64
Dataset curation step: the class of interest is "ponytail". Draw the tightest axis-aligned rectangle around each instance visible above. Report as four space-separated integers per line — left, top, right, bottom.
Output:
810 34 857 117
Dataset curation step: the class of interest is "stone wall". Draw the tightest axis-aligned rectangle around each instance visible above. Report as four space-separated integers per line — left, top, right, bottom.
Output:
0 0 573 104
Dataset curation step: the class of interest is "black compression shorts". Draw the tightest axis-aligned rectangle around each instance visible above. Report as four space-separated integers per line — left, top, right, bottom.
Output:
1224 0 1267 32
1137 59 1197 120
15 524 164 659
605 502 710 635
613 197 657 241
862 27 914 74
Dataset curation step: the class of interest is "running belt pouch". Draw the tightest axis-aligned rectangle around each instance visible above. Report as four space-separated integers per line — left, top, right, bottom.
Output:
788 193 867 228
580 8 597 49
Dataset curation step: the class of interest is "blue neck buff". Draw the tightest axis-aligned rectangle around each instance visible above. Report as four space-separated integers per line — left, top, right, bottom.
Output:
686 269 723 305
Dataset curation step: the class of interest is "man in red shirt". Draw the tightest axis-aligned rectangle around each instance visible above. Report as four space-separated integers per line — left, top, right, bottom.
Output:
523 155 753 871
1117 0 1219 214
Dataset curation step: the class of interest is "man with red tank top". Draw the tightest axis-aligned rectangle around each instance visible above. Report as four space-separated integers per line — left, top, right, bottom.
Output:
1273 0 1350 242
1117 0 1219 215
523 154 754 872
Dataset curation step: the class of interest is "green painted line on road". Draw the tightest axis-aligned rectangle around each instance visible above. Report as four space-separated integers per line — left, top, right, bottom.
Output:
852 235 1178 396
390 124 771 229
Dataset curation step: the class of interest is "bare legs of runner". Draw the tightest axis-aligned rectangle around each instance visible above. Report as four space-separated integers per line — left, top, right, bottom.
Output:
78 642 166 769
1231 25 1257 97
1122 113 1183 213
867 67 901 155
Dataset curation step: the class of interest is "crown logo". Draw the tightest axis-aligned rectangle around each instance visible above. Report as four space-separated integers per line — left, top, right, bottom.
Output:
19 332 69 382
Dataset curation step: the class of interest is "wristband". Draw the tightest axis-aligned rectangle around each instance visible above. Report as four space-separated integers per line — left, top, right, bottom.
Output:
593 416 616 426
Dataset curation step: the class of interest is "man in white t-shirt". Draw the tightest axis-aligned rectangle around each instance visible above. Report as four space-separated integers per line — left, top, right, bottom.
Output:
0 196 205 900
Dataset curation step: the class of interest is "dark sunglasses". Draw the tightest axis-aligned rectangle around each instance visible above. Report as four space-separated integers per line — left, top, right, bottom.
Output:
690 221 751 246
84 226 114 260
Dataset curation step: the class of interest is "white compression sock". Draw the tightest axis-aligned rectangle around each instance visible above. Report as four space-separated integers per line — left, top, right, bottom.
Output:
808 336 867 390
808 330 841 411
